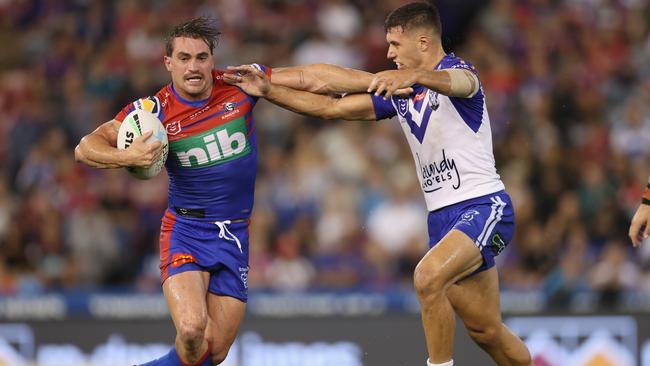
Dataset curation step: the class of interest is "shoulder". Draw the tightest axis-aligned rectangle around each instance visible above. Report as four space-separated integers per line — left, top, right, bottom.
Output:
438 53 478 75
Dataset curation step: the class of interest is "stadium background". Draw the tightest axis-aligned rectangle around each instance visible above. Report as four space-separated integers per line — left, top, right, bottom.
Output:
1 0 650 365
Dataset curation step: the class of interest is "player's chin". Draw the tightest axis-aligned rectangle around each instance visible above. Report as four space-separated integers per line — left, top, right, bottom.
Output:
182 83 208 96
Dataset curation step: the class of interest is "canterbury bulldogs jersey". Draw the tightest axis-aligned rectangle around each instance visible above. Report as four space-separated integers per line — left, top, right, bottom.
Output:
115 67 270 220
371 54 504 211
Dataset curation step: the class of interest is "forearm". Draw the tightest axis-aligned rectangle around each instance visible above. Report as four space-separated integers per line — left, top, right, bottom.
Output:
75 134 129 169
273 64 373 95
265 84 340 119
265 84 375 121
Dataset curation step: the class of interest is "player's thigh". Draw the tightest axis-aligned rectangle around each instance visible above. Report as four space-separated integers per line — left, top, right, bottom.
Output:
205 294 246 349
163 270 210 332
417 229 484 288
447 267 502 328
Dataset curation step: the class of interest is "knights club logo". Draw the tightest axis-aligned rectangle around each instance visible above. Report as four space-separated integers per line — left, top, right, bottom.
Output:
166 120 182 135
224 102 236 112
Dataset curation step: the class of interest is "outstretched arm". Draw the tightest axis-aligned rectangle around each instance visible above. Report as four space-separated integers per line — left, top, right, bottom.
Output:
229 63 412 96
269 64 374 95
630 179 650 247
224 65 377 121
75 120 163 169
368 68 479 99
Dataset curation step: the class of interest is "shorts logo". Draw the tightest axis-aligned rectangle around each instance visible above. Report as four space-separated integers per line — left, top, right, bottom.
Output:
490 232 506 254
459 209 480 224
239 266 249 289
170 253 197 268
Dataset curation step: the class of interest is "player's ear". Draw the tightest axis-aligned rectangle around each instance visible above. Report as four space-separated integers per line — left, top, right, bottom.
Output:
164 56 172 72
418 35 429 52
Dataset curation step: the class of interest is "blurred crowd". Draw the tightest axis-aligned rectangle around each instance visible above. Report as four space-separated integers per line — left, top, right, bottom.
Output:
0 0 649 311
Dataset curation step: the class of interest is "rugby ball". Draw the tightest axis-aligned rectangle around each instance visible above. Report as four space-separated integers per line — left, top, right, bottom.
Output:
117 109 169 180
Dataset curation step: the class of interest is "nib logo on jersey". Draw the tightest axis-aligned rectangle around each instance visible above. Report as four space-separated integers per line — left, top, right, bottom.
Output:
416 149 461 193
170 117 250 168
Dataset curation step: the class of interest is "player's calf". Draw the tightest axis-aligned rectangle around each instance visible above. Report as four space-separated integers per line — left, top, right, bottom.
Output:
465 322 500 348
465 322 532 366
208 344 228 366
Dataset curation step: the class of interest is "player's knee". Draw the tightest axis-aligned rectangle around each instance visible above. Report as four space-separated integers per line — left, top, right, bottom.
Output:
413 262 446 299
177 319 207 349
467 324 501 347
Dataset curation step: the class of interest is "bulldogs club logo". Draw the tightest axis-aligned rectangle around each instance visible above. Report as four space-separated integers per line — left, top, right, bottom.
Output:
428 91 440 111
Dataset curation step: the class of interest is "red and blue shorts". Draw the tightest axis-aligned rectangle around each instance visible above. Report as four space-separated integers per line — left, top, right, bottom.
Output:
159 209 250 302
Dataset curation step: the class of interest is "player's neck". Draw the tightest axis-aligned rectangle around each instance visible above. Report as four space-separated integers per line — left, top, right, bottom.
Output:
172 82 213 102
422 47 447 70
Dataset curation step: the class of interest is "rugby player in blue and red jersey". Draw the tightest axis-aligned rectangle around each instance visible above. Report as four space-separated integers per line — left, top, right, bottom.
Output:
75 18 266 366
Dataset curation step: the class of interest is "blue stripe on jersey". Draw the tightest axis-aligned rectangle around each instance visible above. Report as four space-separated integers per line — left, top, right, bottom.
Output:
370 94 397 120
450 90 484 133
183 99 252 129
170 83 210 108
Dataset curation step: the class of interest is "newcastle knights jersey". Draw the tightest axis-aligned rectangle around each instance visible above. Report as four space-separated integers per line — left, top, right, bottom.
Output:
115 66 271 220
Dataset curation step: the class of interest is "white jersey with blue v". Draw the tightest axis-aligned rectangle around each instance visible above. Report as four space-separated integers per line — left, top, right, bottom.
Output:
371 53 504 211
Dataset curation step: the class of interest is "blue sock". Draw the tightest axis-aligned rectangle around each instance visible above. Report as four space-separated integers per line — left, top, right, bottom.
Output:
138 347 183 366
138 346 212 366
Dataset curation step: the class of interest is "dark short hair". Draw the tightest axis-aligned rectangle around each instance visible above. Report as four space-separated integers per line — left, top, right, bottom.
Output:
165 17 221 56
384 2 442 36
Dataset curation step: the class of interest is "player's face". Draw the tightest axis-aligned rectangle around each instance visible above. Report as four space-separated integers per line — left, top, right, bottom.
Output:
164 37 214 100
386 26 423 70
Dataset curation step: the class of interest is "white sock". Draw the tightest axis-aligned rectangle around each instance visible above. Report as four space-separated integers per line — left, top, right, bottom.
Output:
427 359 453 366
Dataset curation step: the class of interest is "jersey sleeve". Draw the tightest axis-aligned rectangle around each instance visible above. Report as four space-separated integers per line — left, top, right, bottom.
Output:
114 96 164 123
447 58 481 89
253 63 272 78
246 63 272 103
370 94 397 120
443 58 485 133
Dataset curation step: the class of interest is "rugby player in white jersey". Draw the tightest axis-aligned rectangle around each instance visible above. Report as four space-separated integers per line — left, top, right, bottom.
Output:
225 2 534 366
